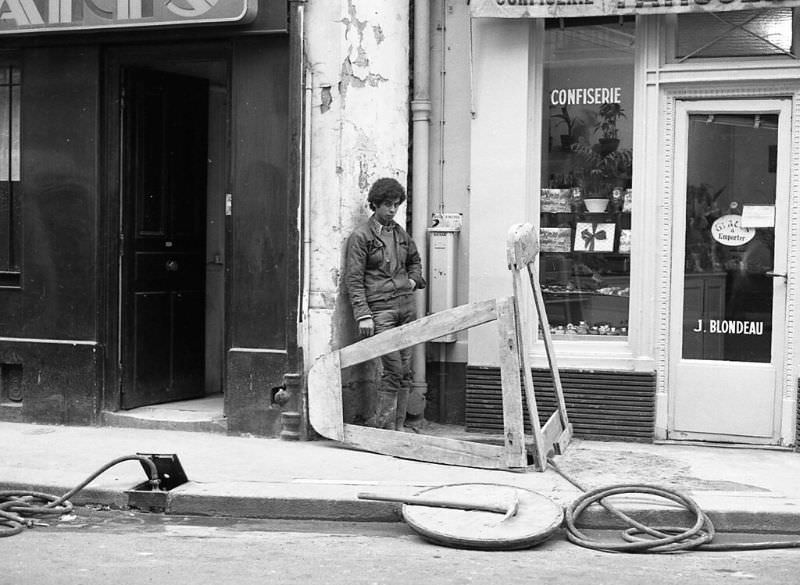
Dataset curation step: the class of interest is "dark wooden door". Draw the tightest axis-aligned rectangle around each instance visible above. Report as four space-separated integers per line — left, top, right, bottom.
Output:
121 68 209 409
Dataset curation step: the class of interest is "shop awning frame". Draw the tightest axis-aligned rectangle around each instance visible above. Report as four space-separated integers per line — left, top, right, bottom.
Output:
470 0 800 19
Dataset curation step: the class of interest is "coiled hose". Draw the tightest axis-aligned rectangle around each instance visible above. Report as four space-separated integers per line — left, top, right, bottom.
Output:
0 455 160 538
549 457 800 553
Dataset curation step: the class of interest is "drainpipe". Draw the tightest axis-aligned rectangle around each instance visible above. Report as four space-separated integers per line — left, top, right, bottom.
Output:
280 0 308 440
409 0 431 417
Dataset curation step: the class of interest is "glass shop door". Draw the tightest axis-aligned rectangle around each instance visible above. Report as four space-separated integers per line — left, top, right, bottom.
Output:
668 99 790 444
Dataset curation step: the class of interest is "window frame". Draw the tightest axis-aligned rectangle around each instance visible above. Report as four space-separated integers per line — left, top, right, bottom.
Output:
0 59 21 289
663 9 800 65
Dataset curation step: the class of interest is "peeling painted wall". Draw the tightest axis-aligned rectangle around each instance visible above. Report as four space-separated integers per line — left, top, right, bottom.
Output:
304 1 411 366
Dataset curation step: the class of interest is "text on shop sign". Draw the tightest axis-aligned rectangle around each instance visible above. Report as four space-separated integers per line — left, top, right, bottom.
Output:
711 215 756 247
692 319 764 335
0 0 256 34
471 0 800 18
550 87 622 106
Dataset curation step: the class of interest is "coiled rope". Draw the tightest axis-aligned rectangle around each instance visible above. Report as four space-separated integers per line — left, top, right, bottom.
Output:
549 457 800 553
0 455 160 538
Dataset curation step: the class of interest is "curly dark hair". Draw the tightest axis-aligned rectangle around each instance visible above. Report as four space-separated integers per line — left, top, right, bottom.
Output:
367 177 406 210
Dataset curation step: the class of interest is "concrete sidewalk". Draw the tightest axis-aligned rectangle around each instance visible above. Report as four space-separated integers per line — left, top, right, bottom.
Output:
2 421 800 532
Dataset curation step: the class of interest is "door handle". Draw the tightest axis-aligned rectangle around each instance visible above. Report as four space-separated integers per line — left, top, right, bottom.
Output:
206 254 224 266
765 270 787 279
165 260 179 272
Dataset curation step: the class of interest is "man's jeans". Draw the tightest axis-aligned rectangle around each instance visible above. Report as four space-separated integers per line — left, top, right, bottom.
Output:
370 295 416 395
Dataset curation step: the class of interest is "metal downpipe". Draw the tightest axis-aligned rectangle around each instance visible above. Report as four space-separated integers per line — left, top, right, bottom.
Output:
410 0 431 417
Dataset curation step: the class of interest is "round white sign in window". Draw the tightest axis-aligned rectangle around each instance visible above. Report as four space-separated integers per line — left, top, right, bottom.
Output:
710 214 755 247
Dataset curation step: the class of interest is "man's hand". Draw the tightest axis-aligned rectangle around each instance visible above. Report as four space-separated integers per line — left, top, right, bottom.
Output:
409 278 416 290
358 316 375 337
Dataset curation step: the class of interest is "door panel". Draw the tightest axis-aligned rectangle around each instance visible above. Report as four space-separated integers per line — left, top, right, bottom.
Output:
133 292 172 396
121 68 209 409
668 99 789 443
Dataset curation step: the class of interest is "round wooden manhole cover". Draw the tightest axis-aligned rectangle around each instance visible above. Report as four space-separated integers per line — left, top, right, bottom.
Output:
402 483 564 550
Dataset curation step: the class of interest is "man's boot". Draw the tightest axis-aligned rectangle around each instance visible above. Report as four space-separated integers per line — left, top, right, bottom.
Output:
364 390 397 429
395 387 410 431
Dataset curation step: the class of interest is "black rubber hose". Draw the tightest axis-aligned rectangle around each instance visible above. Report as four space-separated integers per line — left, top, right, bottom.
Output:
550 456 800 553
1 454 160 538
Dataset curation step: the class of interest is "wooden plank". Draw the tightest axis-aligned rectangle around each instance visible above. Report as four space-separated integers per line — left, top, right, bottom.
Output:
307 351 345 441
342 424 516 469
541 412 571 455
339 299 498 369
528 264 572 435
540 412 563 456
509 268 546 470
554 425 572 455
494 297 527 469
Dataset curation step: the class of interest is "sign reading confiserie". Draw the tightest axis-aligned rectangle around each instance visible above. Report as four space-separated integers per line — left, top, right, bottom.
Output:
550 87 622 106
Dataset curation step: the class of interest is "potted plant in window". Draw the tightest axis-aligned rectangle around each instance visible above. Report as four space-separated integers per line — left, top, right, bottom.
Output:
570 140 632 206
594 102 625 155
551 106 585 152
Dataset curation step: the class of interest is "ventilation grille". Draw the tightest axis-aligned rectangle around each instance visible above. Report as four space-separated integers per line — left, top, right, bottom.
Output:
466 366 656 442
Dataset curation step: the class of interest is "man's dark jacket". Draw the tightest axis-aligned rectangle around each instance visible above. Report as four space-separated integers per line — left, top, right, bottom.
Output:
344 217 426 321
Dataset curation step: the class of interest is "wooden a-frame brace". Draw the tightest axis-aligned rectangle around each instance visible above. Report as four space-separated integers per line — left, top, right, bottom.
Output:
307 223 572 471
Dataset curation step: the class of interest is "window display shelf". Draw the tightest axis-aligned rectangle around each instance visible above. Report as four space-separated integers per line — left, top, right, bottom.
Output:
539 188 632 336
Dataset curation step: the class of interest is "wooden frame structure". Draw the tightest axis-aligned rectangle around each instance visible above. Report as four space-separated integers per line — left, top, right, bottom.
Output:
308 223 572 471
506 223 572 468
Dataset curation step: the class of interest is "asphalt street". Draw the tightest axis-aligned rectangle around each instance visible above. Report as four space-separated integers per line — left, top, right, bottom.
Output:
3 508 799 585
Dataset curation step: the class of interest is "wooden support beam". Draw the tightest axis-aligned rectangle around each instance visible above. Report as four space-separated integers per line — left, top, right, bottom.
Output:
495 297 527 469
529 263 572 434
343 425 512 469
307 351 345 441
506 223 573 470
339 298 497 369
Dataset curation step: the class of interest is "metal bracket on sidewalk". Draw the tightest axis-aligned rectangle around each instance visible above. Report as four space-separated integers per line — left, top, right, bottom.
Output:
125 453 188 512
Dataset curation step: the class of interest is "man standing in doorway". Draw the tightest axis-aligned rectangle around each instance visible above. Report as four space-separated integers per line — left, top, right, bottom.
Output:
344 178 426 430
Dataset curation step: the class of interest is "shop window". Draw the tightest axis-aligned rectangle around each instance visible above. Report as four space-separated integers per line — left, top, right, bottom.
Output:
0 64 20 287
673 9 796 61
540 19 635 339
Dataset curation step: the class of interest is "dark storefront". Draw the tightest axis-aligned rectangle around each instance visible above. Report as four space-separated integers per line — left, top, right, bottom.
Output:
0 1 301 436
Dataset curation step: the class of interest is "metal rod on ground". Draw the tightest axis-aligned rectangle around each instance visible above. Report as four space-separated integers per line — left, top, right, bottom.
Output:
357 491 519 520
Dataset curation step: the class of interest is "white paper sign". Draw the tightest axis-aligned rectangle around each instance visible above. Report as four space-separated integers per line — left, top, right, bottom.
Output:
741 205 775 228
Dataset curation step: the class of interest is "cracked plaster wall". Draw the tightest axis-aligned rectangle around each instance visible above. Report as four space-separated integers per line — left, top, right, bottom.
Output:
304 0 411 366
